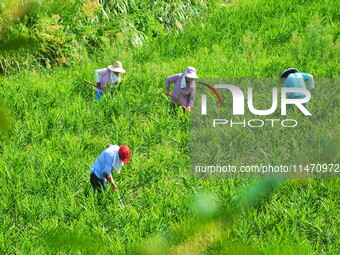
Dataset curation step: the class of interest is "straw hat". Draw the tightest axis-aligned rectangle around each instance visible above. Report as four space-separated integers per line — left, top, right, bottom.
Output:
108 61 126 73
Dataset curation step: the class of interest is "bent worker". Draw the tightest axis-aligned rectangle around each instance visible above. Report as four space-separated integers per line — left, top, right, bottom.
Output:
279 68 315 110
279 68 315 97
90 144 131 192
94 61 126 100
165 66 198 113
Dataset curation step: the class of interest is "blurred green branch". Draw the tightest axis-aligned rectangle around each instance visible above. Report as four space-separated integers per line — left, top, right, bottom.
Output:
0 1 38 51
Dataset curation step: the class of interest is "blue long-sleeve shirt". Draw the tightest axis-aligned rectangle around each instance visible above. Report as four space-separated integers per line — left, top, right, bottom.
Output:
90 145 121 180
284 73 315 98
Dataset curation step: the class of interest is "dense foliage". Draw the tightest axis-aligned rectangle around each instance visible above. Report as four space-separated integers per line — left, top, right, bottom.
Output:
0 0 206 74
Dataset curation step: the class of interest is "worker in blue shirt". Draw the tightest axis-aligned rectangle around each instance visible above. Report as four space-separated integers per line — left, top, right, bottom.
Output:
280 68 315 109
280 68 315 98
90 144 131 192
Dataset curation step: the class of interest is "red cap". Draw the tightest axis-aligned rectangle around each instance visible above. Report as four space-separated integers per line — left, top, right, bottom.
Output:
118 145 131 163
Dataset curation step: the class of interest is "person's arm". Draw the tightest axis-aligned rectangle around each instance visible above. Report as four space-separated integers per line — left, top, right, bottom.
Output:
165 87 170 96
102 151 118 191
96 82 102 89
96 81 107 91
103 172 118 191
165 74 180 96
308 74 315 91
302 73 315 91
187 87 196 111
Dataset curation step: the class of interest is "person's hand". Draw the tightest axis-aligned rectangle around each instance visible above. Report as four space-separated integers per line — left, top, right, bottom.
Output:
165 87 170 96
111 182 118 191
187 106 191 112
97 82 106 91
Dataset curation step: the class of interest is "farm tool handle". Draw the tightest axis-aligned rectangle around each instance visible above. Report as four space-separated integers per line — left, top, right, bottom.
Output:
117 192 125 209
84 79 96 87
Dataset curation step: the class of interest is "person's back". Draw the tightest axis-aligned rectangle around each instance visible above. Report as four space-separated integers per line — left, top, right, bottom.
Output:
280 68 314 99
89 144 130 193
94 68 107 83
91 145 120 179
93 61 126 100
284 72 309 98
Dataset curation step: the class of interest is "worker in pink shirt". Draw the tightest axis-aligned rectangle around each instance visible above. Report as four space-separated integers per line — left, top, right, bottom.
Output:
94 61 126 100
165 66 198 113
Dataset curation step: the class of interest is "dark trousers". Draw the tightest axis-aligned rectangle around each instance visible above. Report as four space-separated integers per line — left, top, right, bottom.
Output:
90 173 107 192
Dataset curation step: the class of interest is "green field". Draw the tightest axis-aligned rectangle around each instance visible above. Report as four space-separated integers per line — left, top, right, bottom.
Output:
0 0 339 254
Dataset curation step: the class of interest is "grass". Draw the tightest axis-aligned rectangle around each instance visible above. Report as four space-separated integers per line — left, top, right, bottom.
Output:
0 0 339 254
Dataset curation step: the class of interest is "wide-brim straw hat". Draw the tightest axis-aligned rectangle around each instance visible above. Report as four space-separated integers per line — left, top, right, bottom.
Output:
108 61 126 73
